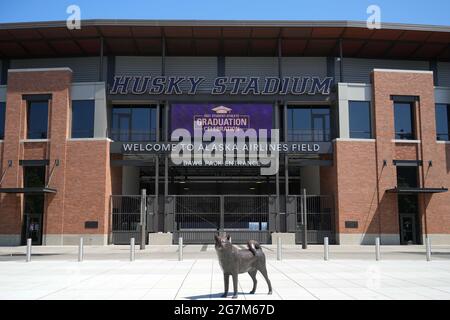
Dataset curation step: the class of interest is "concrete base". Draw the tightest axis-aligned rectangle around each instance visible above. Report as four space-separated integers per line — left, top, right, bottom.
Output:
0 234 21 246
43 234 108 246
271 233 296 245
338 233 401 245
422 234 450 245
148 232 173 245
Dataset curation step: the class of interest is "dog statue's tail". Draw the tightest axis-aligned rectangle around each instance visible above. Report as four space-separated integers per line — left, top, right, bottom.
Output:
247 240 261 256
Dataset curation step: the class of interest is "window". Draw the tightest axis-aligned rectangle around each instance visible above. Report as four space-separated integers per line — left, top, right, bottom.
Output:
23 166 46 188
111 106 157 141
349 101 371 139
27 101 48 139
72 100 95 138
394 102 415 140
0 102 5 140
396 166 418 188
435 104 450 141
287 107 331 142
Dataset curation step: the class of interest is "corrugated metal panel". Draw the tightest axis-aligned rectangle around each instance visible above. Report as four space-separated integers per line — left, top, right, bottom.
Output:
281 57 327 78
165 57 217 91
438 62 450 87
226 57 278 77
115 56 162 77
341 58 430 83
10 57 103 82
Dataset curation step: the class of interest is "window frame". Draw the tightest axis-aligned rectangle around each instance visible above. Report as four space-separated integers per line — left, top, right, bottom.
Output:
287 105 332 142
393 101 416 141
26 100 49 140
0 102 5 140
435 103 450 141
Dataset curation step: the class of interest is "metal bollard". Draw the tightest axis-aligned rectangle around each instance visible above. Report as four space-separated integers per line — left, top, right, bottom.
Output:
426 237 431 262
375 237 381 261
178 237 183 261
324 237 329 261
277 237 282 261
78 237 84 262
130 238 135 261
26 238 32 262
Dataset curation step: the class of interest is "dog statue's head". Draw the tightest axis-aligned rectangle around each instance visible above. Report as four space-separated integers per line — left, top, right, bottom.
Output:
214 234 232 252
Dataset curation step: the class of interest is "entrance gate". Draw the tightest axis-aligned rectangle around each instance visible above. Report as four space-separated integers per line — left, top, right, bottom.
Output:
167 195 276 244
286 195 335 244
111 195 156 244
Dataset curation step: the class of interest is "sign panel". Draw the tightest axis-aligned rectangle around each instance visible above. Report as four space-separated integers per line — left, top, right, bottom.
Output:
170 103 273 136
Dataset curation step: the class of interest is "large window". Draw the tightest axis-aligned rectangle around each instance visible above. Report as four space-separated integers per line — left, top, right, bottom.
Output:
72 100 95 138
0 102 5 140
27 101 48 139
111 106 157 141
435 104 450 141
287 106 331 142
349 101 371 139
394 102 415 140
396 166 418 188
23 166 46 188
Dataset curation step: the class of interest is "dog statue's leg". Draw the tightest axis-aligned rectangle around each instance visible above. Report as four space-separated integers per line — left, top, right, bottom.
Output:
222 273 229 298
232 273 238 299
259 266 273 295
248 270 257 294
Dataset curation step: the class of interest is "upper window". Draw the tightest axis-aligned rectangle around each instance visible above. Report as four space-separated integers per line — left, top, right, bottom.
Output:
394 102 415 140
435 104 450 141
287 107 331 142
0 102 5 140
110 106 157 141
23 166 46 188
72 100 95 138
396 166 418 188
27 101 48 139
349 101 371 139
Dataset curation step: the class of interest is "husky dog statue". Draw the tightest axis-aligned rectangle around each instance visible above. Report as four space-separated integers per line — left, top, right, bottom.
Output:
214 234 272 299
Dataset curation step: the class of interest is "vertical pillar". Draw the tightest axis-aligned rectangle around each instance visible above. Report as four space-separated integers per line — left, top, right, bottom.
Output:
140 189 147 250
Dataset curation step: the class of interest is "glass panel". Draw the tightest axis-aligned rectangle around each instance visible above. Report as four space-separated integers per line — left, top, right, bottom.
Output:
435 104 449 141
111 106 156 141
23 166 46 188
27 101 48 139
396 166 418 188
287 106 331 142
71 100 95 138
398 195 418 214
349 101 371 139
24 195 45 214
394 102 414 140
0 102 5 140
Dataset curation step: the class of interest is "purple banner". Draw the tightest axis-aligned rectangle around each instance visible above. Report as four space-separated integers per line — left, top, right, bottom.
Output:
171 103 273 136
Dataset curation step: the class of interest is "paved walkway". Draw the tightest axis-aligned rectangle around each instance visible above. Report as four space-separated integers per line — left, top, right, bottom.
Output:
1 258 450 300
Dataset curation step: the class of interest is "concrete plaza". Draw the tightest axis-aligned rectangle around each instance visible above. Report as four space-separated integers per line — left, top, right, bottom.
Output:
0 244 450 300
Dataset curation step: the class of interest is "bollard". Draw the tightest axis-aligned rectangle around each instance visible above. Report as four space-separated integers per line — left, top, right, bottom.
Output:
426 237 431 262
130 238 135 261
324 237 329 261
26 238 32 262
78 237 84 262
178 237 183 261
375 237 381 261
277 237 282 261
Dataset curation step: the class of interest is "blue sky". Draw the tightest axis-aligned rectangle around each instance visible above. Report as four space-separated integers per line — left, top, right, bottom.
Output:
0 0 449 25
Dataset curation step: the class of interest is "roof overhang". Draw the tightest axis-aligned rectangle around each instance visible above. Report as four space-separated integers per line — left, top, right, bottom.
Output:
0 187 57 194
386 187 448 194
0 19 448 60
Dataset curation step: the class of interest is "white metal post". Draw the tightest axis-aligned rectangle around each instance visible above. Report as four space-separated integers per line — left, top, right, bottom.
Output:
78 237 84 262
26 238 32 262
140 189 147 250
130 238 135 261
178 237 183 261
375 237 381 261
324 237 329 261
426 237 431 262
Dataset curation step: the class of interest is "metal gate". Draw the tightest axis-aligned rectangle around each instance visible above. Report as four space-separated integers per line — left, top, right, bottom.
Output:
286 195 335 244
170 195 275 244
111 195 156 244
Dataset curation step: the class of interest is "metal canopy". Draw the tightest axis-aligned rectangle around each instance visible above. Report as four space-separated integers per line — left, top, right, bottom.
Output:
0 187 57 194
386 187 448 194
0 20 449 60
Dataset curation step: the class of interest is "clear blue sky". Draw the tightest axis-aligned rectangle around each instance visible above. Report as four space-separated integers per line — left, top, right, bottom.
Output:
0 0 449 26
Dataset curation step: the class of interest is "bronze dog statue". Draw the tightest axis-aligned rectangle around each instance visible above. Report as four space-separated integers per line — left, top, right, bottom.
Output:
214 234 272 299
